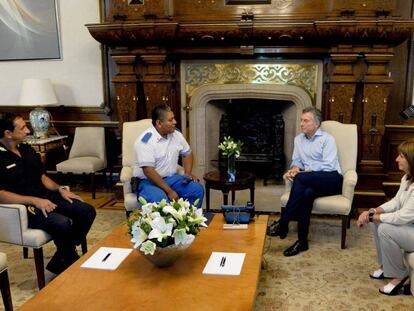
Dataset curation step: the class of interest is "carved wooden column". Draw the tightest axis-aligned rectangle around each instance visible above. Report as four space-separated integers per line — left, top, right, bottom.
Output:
326 51 359 123
111 55 138 127
359 52 394 177
140 53 179 123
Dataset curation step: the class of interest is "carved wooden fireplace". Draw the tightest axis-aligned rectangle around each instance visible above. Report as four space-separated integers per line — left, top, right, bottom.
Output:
87 0 414 207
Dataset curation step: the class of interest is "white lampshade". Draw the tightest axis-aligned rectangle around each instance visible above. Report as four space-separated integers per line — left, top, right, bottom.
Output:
19 78 58 106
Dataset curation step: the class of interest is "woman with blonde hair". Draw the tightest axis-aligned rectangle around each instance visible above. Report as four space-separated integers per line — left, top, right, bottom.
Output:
357 139 414 295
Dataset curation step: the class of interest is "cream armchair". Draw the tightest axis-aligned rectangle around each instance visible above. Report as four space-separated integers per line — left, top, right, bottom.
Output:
0 252 13 311
121 119 153 215
56 127 107 199
280 120 358 249
0 202 87 289
0 204 51 289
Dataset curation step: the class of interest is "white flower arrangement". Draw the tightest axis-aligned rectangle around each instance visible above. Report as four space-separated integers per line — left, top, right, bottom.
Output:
218 136 243 158
128 197 207 255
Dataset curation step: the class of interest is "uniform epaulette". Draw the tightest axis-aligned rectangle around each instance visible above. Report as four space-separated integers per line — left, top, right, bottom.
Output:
141 132 152 143
0 146 6 152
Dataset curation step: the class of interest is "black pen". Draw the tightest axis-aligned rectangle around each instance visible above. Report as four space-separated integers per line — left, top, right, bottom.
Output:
102 253 111 262
222 257 226 267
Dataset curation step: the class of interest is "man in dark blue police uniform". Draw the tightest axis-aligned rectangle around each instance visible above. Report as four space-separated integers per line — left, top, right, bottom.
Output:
0 113 96 274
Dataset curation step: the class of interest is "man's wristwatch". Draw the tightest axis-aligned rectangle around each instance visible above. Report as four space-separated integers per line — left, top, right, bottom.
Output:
368 211 375 222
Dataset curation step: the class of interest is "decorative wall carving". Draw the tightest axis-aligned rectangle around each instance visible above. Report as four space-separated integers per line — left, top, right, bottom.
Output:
184 63 319 103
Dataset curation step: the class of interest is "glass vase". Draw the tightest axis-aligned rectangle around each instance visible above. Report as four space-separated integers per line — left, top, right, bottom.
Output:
227 155 236 182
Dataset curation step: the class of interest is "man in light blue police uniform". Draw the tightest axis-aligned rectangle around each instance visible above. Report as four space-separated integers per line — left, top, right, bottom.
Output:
133 104 204 207
267 106 343 256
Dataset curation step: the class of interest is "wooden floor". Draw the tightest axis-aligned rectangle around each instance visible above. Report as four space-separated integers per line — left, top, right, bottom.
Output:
75 191 124 211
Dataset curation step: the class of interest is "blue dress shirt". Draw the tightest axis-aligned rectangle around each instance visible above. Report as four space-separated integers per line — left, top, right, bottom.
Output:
290 128 341 174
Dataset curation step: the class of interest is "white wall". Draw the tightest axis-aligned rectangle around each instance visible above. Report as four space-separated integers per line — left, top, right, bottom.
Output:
0 0 103 107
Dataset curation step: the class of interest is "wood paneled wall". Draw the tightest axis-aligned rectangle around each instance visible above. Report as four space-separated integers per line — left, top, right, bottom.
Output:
3 0 414 208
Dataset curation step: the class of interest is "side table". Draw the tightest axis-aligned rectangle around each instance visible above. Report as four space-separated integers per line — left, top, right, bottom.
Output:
203 170 255 212
25 135 68 164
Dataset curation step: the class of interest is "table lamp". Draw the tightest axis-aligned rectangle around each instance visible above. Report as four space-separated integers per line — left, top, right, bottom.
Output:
19 79 58 138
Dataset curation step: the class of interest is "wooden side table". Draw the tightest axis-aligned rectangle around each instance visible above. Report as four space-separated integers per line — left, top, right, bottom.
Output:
25 135 68 164
203 170 255 212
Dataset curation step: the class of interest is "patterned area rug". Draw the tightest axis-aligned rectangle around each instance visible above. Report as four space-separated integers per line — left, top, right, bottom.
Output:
256 216 414 310
1 207 413 310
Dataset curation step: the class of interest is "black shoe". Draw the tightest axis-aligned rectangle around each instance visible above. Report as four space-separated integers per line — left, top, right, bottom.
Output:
283 240 309 257
379 276 409 296
46 251 79 275
46 252 66 275
266 220 287 239
403 283 412 295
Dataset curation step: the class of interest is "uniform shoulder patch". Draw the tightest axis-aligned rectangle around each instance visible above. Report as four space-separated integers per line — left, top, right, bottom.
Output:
141 132 152 143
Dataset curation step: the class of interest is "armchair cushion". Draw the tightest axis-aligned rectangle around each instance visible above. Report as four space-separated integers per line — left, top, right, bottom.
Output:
56 157 105 173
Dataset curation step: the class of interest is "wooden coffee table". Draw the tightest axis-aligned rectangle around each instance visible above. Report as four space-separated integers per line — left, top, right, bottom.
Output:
19 214 268 311
203 170 255 212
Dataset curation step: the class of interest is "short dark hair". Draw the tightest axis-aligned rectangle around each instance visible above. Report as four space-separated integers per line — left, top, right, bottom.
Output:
302 106 322 126
151 104 172 126
0 113 22 138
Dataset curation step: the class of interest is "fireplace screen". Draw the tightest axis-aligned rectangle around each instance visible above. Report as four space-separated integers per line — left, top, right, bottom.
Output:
218 99 286 184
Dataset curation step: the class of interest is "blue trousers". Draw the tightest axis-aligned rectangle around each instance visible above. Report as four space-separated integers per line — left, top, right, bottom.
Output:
280 171 343 241
137 174 204 208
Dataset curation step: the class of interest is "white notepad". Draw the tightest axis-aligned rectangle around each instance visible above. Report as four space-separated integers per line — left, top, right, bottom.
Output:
81 247 133 270
202 252 246 276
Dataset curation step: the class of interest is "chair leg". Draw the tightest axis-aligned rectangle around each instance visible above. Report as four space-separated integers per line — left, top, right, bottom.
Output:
0 269 13 311
103 169 108 189
347 208 354 229
23 247 29 259
90 172 96 199
81 237 88 255
341 215 348 249
33 248 46 290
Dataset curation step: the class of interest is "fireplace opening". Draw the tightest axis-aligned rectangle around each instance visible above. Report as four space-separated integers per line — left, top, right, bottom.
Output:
211 98 293 184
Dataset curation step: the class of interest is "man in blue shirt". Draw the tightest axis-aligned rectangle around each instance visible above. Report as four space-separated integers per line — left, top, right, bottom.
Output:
268 106 343 256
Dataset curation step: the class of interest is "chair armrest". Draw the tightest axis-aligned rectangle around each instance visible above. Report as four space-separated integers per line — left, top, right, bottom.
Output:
120 166 133 194
120 166 133 183
0 204 28 245
342 170 358 201
283 172 292 192
176 165 184 175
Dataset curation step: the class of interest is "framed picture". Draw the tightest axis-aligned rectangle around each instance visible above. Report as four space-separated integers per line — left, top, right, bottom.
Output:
225 0 271 4
0 0 61 61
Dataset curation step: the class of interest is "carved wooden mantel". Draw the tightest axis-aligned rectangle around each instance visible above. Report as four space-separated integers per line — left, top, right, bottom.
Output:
87 0 414 204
